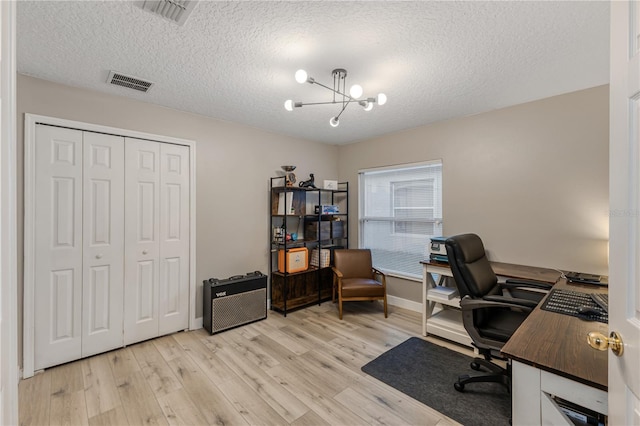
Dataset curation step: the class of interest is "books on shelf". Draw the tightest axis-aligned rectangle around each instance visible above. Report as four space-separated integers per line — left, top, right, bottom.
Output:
428 286 458 300
277 192 294 215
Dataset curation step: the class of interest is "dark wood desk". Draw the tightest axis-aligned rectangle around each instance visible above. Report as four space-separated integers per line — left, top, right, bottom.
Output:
490 261 562 284
501 279 608 423
502 279 608 390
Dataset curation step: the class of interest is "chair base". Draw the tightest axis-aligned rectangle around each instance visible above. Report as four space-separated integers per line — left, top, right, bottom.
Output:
453 357 511 393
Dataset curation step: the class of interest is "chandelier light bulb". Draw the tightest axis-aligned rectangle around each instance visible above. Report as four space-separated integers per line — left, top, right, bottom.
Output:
350 84 363 99
284 99 293 111
329 117 340 127
363 101 374 112
295 69 308 84
377 93 387 105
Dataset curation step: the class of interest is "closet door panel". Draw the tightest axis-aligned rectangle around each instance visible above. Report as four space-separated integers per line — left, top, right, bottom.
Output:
82 132 124 357
124 138 160 345
159 144 190 334
34 125 83 370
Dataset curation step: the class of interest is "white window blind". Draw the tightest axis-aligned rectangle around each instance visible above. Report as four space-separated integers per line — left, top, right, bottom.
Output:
359 161 443 279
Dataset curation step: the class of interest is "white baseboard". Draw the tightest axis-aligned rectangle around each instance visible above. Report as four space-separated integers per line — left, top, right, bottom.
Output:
193 296 421 329
192 317 203 330
387 295 422 313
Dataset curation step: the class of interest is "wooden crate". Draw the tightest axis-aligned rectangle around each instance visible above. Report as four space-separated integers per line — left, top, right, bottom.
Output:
271 268 333 312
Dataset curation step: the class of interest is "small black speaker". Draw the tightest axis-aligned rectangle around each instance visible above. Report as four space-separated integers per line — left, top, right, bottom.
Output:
203 271 267 334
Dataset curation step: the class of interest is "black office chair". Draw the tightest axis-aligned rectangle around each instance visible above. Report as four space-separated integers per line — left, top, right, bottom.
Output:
445 233 552 392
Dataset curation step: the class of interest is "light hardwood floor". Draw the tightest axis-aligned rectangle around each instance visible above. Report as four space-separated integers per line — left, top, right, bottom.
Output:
19 302 474 426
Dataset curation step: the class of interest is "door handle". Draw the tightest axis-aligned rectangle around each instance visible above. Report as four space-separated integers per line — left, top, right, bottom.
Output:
142 250 148 255
96 254 103 259
587 331 624 356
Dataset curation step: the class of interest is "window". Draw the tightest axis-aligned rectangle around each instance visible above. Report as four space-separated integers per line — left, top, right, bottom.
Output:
359 161 442 279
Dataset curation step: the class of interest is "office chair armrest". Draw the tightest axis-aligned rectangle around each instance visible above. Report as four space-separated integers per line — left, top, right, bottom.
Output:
501 278 553 290
461 296 535 312
482 295 538 309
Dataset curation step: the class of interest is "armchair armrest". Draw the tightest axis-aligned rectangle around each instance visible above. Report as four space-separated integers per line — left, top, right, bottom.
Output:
372 267 386 277
332 267 343 279
372 267 387 287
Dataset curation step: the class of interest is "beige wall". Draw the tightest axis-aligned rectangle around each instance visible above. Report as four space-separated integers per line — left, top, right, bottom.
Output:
16 75 338 363
16 75 609 361
338 85 609 302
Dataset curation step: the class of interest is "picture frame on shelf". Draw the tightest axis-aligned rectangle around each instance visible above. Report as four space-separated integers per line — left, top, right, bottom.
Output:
324 180 338 190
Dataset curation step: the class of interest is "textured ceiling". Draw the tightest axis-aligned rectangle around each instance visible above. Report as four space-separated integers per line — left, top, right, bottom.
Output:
16 1 610 145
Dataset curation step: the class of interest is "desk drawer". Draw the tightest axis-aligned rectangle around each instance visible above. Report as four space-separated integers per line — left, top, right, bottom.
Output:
541 370 608 417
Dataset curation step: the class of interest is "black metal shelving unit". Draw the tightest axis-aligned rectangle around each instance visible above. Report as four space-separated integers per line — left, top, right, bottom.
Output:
269 176 348 316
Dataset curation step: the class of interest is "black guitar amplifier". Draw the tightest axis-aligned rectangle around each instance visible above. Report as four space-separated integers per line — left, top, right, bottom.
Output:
203 271 267 334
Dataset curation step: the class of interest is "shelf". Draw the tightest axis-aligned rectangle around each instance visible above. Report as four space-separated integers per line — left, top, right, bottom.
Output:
271 266 328 277
425 309 472 347
426 294 461 308
269 177 348 316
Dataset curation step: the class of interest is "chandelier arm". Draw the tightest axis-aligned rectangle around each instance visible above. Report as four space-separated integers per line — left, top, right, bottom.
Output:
296 100 361 107
335 101 350 121
313 80 358 102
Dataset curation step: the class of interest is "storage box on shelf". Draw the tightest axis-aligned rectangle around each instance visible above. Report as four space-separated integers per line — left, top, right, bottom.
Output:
305 219 331 241
269 176 348 315
310 248 330 268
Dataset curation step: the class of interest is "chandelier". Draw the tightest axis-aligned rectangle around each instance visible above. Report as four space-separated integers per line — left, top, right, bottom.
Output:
284 68 387 127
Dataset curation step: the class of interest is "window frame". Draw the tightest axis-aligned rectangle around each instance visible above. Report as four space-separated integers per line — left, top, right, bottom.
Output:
358 160 443 280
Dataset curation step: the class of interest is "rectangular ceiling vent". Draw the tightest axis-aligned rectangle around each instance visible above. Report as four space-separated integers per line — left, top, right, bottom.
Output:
138 0 198 26
107 71 154 93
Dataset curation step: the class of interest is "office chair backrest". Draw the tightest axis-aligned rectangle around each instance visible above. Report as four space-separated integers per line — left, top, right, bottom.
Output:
333 249 373 279
445 234 499 298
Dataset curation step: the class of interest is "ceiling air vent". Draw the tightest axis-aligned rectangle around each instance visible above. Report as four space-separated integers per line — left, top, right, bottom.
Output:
107 71 154 93
138 0 198 26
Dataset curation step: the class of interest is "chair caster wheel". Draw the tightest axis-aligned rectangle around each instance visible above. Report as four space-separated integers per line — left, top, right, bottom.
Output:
470 361 481 371
454 382 465 392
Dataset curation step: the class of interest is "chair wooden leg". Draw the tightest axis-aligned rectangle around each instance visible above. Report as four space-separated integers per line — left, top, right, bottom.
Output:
383 295 388 318
332 276 336 303
339 296 343 320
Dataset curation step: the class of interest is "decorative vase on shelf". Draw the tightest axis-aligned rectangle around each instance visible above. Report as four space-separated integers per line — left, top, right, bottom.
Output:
281 165 296 187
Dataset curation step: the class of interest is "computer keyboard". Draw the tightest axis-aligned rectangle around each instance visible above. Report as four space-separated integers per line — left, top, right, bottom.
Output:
540 288 608 323
590 293 608 313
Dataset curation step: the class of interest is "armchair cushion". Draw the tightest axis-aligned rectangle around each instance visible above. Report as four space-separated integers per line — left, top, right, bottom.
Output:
341 278 385 298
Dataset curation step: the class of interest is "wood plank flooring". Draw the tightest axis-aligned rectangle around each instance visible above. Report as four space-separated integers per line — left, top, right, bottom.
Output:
19 302 474 426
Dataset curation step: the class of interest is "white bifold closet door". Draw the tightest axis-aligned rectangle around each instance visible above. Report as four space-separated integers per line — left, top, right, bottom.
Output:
34 125 124 370
124 139 190 345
